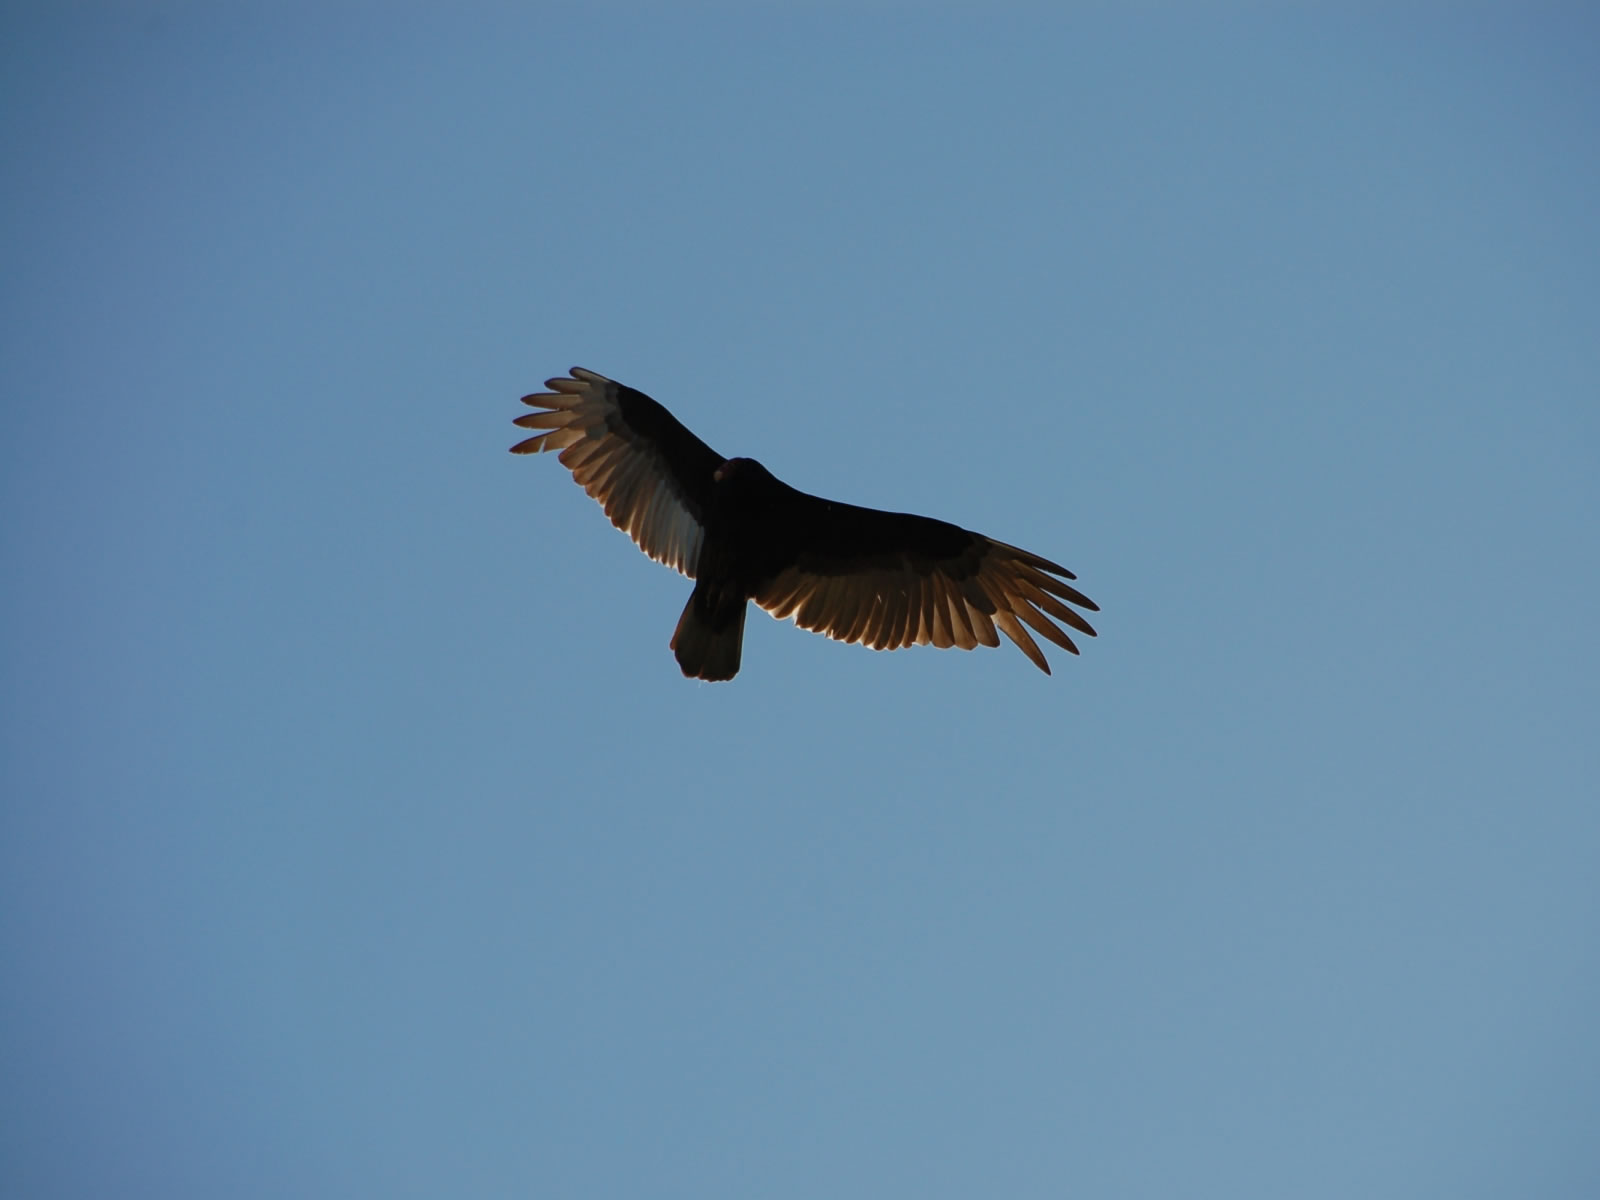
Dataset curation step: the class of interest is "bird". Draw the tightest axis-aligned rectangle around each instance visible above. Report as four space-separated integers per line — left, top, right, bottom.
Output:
511 368 1098 681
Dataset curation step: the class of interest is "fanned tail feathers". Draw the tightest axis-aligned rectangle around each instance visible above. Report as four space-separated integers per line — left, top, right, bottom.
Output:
671 585 747 681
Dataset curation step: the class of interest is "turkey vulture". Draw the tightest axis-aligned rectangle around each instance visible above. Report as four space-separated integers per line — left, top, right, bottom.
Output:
511 368 1097 681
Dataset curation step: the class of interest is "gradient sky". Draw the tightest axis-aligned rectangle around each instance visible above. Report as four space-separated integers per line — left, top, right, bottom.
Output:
4 5 1597 1198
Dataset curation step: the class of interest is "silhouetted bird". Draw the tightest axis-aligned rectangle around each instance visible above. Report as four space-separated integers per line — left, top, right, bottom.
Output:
512 368 1097 681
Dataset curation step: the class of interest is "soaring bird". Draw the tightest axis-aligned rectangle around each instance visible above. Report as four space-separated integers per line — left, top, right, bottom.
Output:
511 368 1097 681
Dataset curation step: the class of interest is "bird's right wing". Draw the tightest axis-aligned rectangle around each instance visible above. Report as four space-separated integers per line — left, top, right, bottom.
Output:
512 368 723 578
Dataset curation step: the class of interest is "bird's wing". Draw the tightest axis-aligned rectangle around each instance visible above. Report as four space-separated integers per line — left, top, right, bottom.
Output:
511 368 722 578
751 500 1097 674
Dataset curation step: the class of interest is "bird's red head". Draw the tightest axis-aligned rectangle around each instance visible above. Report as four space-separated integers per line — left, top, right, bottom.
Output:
714 457 758 484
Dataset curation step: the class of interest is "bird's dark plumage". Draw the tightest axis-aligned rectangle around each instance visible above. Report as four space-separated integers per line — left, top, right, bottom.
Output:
512 368 1098 680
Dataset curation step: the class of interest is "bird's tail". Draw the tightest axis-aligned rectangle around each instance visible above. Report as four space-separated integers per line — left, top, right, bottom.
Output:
671 584 747 681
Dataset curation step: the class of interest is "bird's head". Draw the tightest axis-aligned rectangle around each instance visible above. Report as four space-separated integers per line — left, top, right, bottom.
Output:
713 457 770 486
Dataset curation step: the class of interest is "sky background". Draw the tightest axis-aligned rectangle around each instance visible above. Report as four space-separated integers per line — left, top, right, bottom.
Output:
3 4 1598 1198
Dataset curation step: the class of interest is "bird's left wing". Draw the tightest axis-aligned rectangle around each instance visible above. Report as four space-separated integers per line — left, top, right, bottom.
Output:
512 368 723 578
752 500 1098 674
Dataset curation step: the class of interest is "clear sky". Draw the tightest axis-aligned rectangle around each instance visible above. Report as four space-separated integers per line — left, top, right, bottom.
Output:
3 5 1597 1198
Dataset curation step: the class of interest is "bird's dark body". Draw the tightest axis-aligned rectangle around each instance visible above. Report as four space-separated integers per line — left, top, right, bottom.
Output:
513 368 1097 681
712 460 975 576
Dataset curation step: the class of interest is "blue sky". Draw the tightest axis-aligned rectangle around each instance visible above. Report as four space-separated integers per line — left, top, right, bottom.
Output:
3 5 1597 1198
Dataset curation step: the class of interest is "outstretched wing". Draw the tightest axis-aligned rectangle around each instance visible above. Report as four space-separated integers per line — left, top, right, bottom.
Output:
752 499 1098 674
511 368 722 577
